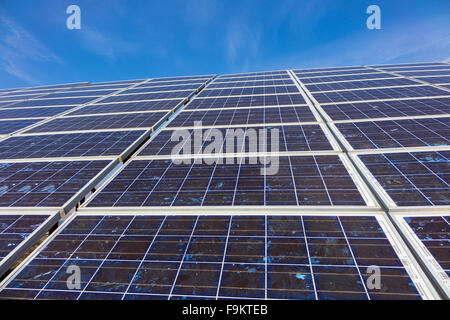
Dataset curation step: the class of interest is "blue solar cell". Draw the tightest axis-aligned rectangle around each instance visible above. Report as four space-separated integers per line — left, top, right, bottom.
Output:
88 155 366 207
185 95 307 110
404 216 449 275
25 112 168 133
67 100 183 116
0 215 50 259
299 73 398 84
139 124 333 156
306 78 418 92
0 130 146 159
336 117 450 150
0 107 74 120
312 86 449 104
0 119 43 135
359 151 450 206
0 215 422 300
319 98 450 121
1 97 98 109
168 106 317 127
0 160 110 207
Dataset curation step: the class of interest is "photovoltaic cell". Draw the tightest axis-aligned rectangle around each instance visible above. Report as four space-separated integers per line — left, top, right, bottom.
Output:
185 95 307 110
404 216 449 277
0 130 146 159
0 119 44 135
219 71 288 78
396 71 450 77
167 106 318 127
25 112 168 133
98 91 193 103
208 79 295 88
134 81 205 88
0 215 422 300
319 98 450 121
336 117 450 150
295 69 376 78
0 215 50 260
148 75 212 82
213 75 291 82
370 63 447 68
294 66 369 73
88 155 366 207
299 73 398 84
139 124 333 156
197 86 299 98
0 160 110 207
120 85 202 95
305 78 418 92
358 151 450 206
378 66 450 72
0 94 44 102
415 76 450 84
67 100 183 116
1 97 99 109
312 86 449 104
41 90 117 99
0 107 74 120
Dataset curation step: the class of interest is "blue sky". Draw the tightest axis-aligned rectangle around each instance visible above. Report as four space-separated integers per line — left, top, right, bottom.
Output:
0 0 449 88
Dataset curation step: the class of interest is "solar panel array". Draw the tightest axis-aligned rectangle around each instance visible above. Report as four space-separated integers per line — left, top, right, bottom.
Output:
292 62 450 299
0 75 213 284
0 214 427 300
0 63 448 300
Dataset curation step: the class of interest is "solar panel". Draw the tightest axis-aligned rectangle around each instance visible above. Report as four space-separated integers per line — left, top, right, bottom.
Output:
403 216 449 278
0 119 44 135
87 155 368 207
208 79 295 88
357 151 449 207
134 80 205 88
0 214 429 300
197 86 300 98
377 66 450 72
67 100 183 116
0 107 75 120
120 85 202 95
0 160 111 208
299 73 398 84
334 117 450 150
370 63 448 68
306 78 418 92
138 124 334 157
415 76 450 84
1 97 99 109
396 70 450 77
318 98 450 121
212 75 291 82
167 106 318 127
98 91 193 104
0 94 45 102
0 215 51 260
311 86 449 104
295 69 377 78
0 213 60 279
24 112 169 133
0 130 147 159
0 64 448 301
185 95 308 110
41 90 116 99
219 71 288 78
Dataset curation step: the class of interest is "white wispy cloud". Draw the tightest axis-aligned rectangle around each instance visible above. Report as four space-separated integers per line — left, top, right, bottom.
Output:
76 27 141 61
226 18 262 71
0 15 61 84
